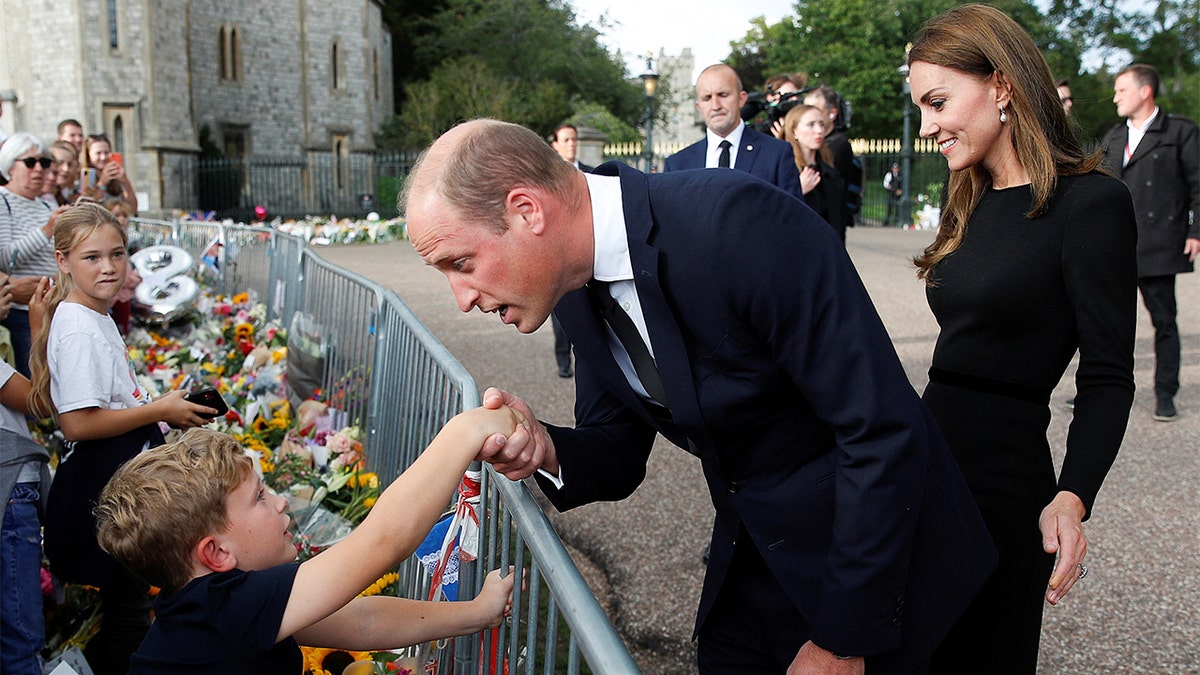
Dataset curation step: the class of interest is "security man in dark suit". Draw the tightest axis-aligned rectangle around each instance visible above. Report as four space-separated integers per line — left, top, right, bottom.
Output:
402 119 996 674
548 123 592 378
664 64 805 203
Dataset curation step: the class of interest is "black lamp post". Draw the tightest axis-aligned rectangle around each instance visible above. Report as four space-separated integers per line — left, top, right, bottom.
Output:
897 56 914 228
640 55 659 173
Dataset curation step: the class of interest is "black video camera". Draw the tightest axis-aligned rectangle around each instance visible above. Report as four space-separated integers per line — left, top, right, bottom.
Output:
740 89 806 125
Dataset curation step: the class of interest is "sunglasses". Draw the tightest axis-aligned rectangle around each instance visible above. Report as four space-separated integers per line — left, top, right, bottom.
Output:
19 157 54 170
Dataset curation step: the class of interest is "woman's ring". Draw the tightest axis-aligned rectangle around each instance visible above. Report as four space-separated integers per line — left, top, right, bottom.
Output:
1078 563 1088 580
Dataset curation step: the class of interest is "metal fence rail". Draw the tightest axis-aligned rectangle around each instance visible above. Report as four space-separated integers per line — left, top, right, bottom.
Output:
126 217 639 674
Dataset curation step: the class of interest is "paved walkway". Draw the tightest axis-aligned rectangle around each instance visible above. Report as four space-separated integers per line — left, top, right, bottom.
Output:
317 226 1198 673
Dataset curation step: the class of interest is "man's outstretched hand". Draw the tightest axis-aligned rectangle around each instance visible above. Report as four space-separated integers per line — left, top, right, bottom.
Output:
477 387 558 480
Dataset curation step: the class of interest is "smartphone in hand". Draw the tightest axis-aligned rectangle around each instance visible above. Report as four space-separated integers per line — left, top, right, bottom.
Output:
111 152 123 167
184 387 229 418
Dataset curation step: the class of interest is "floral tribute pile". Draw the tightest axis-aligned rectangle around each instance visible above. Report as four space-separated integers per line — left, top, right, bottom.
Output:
42 290 430 674
187 212 407 246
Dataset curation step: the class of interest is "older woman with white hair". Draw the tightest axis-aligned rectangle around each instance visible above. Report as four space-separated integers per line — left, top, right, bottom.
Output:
1 132 68 375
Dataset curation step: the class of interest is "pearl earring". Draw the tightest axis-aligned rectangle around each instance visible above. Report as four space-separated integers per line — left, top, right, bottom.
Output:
999 107 1008 123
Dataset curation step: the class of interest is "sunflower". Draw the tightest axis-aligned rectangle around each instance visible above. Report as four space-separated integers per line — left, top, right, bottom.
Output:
302 646 373 675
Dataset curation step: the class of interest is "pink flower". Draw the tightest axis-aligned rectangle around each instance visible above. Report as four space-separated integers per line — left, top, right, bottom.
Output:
41 567 54 596
325 431 352 456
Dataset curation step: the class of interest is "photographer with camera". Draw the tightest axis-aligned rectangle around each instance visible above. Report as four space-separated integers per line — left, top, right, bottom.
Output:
745 74 807 139
664 64 804 202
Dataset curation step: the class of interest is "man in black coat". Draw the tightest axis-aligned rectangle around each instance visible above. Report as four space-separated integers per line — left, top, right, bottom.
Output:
1101 64 1200 422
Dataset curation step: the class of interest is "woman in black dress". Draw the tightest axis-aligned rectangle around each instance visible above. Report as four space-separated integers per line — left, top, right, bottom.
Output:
907 5 1137 673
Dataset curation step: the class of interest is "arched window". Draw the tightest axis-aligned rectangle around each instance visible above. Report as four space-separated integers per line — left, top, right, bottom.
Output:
219 24 241 81
372 48 379 100
331 40 345 90
107 0 119 50
219 26 229 79
230 27 240 79
113 116 125 154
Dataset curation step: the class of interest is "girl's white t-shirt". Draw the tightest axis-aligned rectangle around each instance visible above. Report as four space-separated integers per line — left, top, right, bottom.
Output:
48 301 149 414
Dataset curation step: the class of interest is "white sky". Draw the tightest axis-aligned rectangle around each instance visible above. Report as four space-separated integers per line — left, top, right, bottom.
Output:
572 0 798 82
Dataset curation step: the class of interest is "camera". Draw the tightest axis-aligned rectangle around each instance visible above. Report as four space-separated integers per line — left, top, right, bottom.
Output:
740 89 805 125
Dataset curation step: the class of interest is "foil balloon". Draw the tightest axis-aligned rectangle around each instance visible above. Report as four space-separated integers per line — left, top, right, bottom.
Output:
254 205 267 221
130 245 200 324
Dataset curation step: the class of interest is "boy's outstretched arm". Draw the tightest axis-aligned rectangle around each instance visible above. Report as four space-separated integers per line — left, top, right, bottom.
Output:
279 406 521 641
294 567 515 650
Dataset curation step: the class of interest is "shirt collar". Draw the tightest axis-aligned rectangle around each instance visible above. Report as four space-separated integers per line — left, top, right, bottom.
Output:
1127 106 1160 133
584 173 632 283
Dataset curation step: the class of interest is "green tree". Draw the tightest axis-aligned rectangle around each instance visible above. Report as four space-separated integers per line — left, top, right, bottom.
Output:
378 0 643 150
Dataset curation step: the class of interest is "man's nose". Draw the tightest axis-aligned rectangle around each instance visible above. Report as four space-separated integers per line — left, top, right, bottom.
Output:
450 278 479 313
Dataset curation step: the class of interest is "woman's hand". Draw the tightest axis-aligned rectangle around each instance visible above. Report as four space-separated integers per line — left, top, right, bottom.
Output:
0 273 12 321
100 161 125 184
1040 490 1088 605
26 277 52 332
799 165 822 195
152 389 219 429
42 205 71 238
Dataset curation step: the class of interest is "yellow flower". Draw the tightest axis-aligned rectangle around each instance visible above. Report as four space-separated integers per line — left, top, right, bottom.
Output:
272 347 287 364
201 362 222 375
362 497 376 510
232 292 250 305
302 647 372 674
358 571 398 598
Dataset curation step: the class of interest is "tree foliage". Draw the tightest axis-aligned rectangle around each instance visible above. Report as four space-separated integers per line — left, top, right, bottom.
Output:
377 0 643 150
727 0 1197 142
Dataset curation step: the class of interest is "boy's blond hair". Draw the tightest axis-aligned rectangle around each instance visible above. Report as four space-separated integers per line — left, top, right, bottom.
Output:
96 428 255 594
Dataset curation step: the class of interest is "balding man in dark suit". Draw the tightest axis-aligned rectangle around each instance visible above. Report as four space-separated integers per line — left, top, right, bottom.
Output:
664 64 804 202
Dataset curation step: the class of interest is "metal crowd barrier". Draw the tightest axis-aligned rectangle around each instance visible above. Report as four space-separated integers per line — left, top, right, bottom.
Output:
127 217 640 674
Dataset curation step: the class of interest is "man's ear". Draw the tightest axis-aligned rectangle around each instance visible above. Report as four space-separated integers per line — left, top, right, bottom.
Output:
196 535 237 573
505 187 546 234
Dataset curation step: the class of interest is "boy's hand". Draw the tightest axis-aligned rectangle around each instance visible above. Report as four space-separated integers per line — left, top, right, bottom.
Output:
474 567 516 629
479 387 557 479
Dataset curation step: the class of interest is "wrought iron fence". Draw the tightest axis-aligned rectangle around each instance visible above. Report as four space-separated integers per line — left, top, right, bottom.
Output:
179 152 420 222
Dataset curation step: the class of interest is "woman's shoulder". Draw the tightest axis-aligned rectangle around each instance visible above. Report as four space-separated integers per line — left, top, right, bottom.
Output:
1058 172 1128 196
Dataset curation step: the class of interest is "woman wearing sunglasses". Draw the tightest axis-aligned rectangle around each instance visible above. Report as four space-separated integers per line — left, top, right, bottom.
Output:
0 133 69 376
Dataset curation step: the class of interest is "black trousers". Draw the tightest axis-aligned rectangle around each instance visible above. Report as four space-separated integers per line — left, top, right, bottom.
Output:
697 535 928 674
551 314 572 372
697 536 809 674
1138 275 1180 398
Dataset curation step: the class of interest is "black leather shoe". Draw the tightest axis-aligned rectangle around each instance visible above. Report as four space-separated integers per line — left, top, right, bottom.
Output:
1153 396 1177 422
558 366 573 378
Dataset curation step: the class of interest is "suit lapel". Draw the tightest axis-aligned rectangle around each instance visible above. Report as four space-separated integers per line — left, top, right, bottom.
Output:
1126 114 1168 169
734 127 760 175
617 167 714 457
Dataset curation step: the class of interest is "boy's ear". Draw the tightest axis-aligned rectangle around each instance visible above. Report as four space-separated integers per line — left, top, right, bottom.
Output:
196 535 237 573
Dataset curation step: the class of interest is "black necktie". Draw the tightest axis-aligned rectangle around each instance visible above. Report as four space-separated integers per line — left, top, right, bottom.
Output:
586 281 669 406
717 140 732 168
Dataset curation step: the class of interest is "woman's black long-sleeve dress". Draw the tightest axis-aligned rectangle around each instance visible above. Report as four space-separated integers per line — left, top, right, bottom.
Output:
923 173 1137 674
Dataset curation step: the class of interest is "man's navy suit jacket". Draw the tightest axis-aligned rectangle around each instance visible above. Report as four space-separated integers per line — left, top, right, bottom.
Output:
538 162 996 667
663 124 806 202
